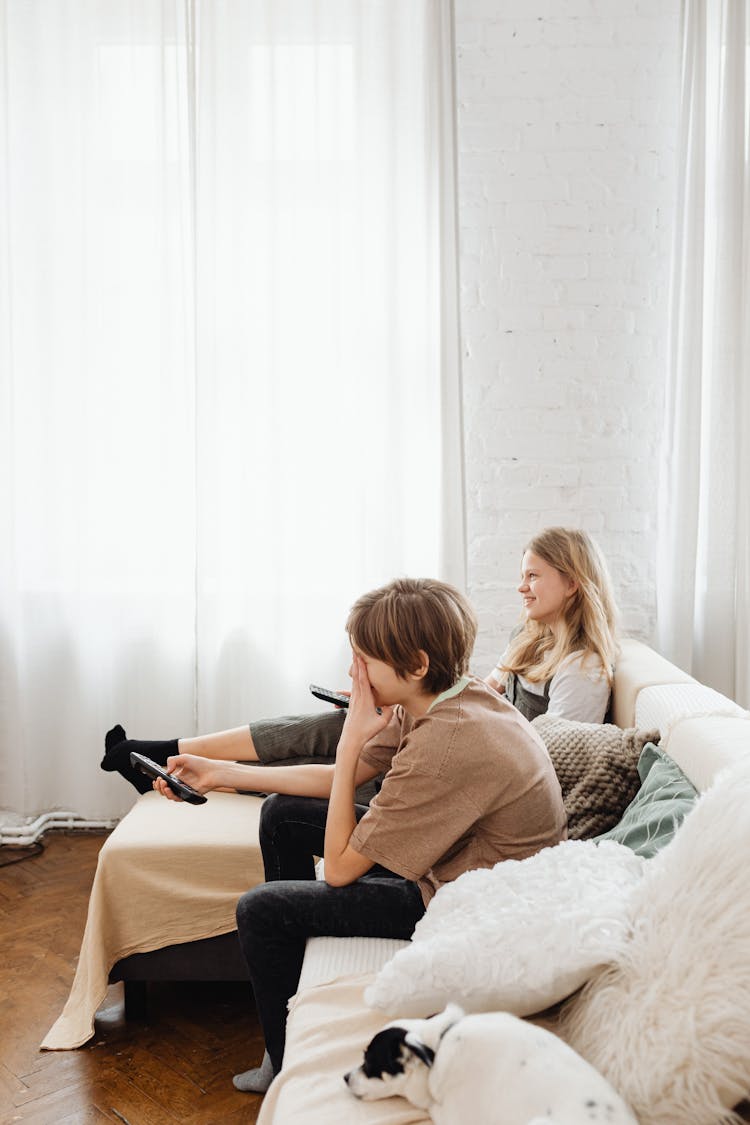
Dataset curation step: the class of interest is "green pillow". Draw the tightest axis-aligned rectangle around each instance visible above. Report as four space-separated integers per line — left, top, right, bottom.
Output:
595 743 698 858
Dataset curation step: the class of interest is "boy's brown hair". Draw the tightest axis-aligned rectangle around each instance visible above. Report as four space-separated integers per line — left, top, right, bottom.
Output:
346 577 477 695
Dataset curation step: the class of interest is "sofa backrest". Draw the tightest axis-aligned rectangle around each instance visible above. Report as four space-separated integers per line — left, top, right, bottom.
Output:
613 637 750 792
612 638 694 729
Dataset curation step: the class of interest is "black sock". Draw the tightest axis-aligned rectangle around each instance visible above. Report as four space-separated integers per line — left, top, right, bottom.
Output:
101 726 179 795
105 724 127 754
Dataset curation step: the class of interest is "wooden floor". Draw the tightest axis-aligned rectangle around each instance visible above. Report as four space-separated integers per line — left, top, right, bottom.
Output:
0 832 266 1124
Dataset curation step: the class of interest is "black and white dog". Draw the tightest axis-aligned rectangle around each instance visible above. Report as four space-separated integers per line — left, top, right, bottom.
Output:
344 1004 638 1125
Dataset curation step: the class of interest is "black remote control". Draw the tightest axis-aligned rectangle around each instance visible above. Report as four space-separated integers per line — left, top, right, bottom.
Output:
130 752 208 805
309 684 350 708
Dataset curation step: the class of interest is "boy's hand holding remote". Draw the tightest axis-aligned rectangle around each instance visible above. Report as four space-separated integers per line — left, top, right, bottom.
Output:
153 753 217 802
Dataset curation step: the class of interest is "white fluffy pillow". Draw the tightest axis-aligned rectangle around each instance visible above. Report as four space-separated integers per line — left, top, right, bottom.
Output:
364 839 645 1018
557 754 750 1125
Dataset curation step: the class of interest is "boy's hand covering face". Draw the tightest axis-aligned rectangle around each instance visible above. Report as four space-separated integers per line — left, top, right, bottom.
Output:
344 653 394 745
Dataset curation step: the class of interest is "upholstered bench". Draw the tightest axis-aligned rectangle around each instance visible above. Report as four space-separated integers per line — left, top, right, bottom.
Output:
42 791 264 1049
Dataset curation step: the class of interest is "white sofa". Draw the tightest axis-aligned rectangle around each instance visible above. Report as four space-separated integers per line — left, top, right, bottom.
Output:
257 638 750 1125
47 636 750 1113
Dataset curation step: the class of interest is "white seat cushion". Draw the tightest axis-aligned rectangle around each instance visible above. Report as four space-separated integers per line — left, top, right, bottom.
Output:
299 936 409 992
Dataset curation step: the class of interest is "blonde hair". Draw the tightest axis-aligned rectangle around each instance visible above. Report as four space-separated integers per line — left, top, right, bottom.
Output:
501 528 619 686
346 577 477 695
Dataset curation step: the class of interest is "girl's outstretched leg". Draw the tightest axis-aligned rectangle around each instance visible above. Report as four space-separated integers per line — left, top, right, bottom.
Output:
100 713 349 795
100 725 258 793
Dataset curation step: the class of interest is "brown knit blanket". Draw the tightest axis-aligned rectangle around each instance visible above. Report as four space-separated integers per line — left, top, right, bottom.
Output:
531 714 661 840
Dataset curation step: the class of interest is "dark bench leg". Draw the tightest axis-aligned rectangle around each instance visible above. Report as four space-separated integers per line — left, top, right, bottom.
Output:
123 980 149 1021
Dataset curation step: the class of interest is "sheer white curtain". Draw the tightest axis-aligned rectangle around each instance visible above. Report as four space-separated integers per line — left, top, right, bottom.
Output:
0 0 463 819
657 0 750 706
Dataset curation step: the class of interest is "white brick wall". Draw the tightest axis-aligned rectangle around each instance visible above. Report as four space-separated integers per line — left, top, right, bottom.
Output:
454 0 681 672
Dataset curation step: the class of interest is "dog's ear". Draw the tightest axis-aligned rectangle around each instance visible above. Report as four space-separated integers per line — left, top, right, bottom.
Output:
362 1027 411 1078
420 1002 465 1048
403 1032 435 1069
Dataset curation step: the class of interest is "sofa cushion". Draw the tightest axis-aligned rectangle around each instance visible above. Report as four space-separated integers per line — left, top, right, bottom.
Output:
531 714 659 840
595 744 698 859
558 754 750 1125
298 936 408 993
364 838 645 1020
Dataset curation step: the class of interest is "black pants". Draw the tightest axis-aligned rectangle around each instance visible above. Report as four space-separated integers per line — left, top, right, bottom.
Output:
235 793 425 1075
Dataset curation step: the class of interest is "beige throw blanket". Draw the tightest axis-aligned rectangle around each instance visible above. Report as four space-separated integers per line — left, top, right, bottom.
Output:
42 791 264 1050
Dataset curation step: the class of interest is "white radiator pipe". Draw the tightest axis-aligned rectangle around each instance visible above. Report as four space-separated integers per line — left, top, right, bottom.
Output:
0 811 117 848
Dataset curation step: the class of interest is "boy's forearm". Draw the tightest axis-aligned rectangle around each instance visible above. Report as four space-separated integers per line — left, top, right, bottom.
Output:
324 734 360 863
215 761 336 798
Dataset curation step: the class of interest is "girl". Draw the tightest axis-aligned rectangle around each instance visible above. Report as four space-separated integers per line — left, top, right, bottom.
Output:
484 527 618 724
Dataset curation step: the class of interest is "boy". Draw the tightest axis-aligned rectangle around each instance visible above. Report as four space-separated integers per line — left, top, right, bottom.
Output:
154 577 567 1092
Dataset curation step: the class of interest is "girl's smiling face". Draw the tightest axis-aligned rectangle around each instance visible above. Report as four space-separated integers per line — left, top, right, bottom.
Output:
517 550 577 628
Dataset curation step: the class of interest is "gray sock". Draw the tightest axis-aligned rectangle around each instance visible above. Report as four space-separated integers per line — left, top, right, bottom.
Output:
233 1049 275 1093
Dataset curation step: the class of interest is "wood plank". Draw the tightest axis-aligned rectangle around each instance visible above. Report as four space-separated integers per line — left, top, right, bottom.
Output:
0 1060 27 1104
53 1107 114 1125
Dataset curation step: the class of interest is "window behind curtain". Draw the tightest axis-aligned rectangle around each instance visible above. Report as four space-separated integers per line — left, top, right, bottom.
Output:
0 0 463 818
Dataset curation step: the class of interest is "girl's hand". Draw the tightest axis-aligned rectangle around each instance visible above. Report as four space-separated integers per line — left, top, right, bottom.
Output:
342 653 393 748
152 753 216 801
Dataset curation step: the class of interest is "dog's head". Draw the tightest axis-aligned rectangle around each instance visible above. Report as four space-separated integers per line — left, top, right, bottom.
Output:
344 1004 464 1109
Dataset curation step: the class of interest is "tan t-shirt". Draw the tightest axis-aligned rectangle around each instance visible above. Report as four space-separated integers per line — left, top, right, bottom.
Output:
349 676 567 905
